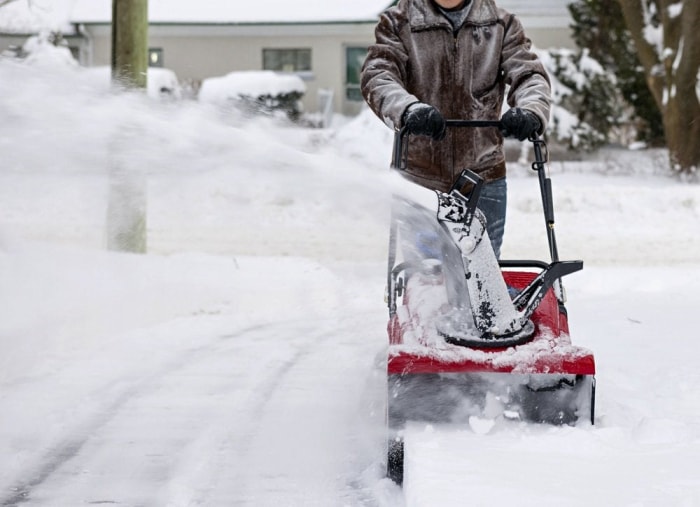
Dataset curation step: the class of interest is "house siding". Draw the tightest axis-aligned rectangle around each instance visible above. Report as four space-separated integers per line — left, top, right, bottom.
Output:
80 23 376 116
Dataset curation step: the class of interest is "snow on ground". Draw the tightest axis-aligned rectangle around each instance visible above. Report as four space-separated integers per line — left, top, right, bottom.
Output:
1 59 700 506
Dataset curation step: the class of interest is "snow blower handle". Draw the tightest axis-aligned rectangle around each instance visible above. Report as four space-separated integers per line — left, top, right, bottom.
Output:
391 120 502 170
391 120 563 271
445 120 502 129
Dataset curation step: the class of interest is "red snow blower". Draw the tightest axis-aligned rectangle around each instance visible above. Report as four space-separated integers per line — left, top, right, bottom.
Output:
385 120 596 485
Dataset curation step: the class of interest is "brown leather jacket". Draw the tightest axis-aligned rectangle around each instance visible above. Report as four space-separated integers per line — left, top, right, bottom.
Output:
361 0 551 192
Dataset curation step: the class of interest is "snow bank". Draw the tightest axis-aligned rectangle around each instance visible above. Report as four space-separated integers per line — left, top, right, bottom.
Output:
81 65 183 99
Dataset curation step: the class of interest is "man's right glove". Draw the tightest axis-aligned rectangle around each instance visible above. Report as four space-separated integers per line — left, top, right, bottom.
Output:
500 107 542 141
403 103 447 140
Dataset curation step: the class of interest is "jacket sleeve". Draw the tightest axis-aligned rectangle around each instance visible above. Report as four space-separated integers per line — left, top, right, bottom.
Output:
500 14 552 132
361 13 420 130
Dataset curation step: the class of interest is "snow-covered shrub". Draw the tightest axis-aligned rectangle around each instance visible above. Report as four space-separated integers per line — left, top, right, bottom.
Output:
198 70 306 121
538 48 625 151
146 68 182 100
5 31 77 68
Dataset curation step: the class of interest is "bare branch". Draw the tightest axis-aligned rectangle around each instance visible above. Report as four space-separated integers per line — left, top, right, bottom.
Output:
0 0 21 9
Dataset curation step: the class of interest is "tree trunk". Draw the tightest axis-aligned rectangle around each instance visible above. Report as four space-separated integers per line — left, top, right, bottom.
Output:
665 0 700 174
617 0 700 175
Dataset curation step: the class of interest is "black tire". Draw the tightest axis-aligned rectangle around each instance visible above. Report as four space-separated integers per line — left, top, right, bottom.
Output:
387 438 404 485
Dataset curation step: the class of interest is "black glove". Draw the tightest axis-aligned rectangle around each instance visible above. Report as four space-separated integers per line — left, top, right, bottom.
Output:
403 103 447 140
500 108 542 141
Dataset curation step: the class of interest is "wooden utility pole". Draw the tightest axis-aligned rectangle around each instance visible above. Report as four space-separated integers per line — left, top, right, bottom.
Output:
107 0 148 253
111 0 148 88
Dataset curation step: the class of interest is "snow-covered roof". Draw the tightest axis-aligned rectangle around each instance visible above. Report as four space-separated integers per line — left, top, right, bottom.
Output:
69 0 392 25
0 0 569 34
0 0 74 34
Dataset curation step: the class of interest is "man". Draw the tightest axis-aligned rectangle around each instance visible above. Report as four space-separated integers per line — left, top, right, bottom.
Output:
361 0 551 258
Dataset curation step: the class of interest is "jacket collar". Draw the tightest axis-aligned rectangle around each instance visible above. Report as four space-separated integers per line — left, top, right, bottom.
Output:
408 0 499 30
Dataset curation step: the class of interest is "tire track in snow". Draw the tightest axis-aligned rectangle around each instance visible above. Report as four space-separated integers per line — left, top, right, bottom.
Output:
181 317 365 506
211 315 387 507
1 391 131 506
0 318 339 507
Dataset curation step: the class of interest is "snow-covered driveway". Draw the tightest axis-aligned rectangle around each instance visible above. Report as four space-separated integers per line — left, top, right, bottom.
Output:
0 251 391 506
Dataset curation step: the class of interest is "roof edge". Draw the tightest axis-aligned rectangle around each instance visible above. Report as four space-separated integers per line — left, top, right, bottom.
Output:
71 19 380 27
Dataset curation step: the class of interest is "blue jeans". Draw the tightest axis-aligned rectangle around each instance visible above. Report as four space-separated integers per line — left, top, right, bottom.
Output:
477 178 507 259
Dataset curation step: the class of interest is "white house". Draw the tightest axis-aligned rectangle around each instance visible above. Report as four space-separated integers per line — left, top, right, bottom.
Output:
1 0 574 116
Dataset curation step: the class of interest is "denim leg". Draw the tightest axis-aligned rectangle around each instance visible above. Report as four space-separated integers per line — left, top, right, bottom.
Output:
477 178 507 259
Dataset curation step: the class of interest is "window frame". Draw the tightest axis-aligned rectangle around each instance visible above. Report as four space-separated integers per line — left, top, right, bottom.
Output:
148 47 164 68
262 48 312 74
345 46 368 102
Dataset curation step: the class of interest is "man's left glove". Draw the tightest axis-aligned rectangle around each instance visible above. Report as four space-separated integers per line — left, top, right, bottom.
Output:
500 108 542 141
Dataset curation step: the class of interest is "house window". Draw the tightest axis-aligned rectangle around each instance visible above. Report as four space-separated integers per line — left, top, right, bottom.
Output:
149 48 164 68
345 46 368 101
263 48 311 73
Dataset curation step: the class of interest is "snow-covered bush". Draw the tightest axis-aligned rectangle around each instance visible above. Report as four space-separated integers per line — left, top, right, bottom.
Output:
539 48 625 151
198 70 306 121
4 30 77 68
